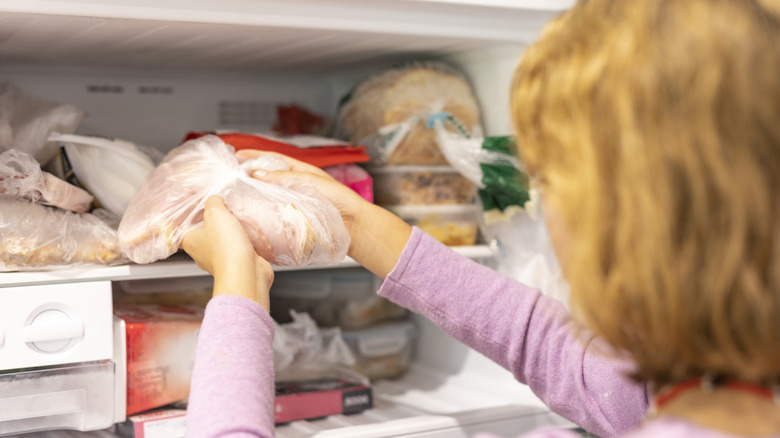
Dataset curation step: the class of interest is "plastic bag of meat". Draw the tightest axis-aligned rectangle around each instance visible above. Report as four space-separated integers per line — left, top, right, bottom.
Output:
118 135 350 267
0 195 125 271
0 149 93 212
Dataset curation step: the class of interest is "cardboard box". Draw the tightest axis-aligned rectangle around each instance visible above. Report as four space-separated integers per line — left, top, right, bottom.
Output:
274 378 372 424
113 304 203 415
116 408 187 438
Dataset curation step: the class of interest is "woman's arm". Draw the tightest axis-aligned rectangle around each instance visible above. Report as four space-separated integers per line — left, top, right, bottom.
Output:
238 149 412 279
242 152 648 436
181 196 276 438
378 228 649 436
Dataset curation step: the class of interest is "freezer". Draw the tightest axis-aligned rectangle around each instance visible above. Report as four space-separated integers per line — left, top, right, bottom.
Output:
0 1 576 436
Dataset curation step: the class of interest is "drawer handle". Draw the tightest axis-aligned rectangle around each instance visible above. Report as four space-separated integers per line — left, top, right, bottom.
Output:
24 319 84 343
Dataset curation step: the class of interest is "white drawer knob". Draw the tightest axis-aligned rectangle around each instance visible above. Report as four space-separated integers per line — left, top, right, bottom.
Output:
24 309 84 353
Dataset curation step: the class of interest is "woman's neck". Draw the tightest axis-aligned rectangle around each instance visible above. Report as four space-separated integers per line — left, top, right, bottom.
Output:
653 386 780 436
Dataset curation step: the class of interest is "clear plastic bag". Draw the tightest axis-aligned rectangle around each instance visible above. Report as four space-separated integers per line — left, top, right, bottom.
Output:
117 135 350 267
337 61 482 165
0 83 84 165
0 195 126 271
0 149 93 213
273 311 356 381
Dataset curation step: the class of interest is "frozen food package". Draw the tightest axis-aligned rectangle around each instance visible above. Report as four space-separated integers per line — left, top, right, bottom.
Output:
118 135 350 266
47 133 157 217
0 195 126 271
323 163 373 203
0 83 84 165
0 149 93 212
114 304 204 415
435 125 531 222
337 61 482 165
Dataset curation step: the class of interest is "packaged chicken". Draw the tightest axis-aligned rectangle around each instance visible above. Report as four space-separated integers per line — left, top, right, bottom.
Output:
337 61 482 165
0 149 93 213
0 195 125 271
118 135 350 267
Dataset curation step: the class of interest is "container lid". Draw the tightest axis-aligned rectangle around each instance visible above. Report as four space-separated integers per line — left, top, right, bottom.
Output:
271 267 379 299
366 164 460 174
341 320 416 357
384 204 479 217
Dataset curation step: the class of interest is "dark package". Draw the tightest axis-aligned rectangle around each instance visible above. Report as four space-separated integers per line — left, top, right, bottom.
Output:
274 378 372 424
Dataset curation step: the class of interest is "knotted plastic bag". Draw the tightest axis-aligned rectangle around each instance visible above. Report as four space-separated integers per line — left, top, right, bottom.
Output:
0 148 93 213
117 135 350 266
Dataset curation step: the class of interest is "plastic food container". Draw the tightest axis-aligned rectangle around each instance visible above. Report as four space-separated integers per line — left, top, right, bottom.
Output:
341 320 416 380
270 267 408 329
369 165 475 205
386 204 479 246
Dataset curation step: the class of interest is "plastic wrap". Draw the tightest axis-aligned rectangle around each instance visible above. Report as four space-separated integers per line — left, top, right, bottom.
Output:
273 311 356 382
0 83 84 165
337 61 482 165
0 195 126 271
0 149 93 212
118 135 350 266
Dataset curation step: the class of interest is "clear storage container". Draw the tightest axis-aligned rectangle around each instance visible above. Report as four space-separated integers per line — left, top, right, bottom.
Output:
341 320 416 380
270 268 408 329
370 165 475 205
0 360 116 435
386 204 480 246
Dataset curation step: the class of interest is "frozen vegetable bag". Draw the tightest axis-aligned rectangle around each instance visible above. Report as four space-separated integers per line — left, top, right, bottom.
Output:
435 123 531 221
118 135 350 266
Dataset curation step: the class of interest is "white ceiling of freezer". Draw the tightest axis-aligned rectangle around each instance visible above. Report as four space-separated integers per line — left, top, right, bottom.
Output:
0 0 567 71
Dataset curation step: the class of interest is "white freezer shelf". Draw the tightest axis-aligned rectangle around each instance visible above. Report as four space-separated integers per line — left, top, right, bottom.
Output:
0 245 495 288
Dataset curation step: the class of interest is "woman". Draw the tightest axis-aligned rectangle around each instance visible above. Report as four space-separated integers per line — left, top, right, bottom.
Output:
182 0 780 436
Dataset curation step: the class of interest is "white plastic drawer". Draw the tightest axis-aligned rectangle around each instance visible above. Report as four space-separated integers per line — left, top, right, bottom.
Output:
0 360 116 435
0 281 113 371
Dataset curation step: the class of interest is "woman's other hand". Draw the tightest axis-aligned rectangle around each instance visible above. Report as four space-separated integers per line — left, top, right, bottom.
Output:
237 150 411 279
181 195 273 311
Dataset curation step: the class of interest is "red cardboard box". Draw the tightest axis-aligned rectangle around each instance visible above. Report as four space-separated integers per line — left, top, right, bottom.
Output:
274 378 372 424
114 304 204 415
116 408 187 438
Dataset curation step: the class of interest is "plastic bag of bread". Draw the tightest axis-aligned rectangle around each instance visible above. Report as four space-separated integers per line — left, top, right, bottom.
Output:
337 61 482 165
118 135 350 267
0 149 93 213
0 195 125 271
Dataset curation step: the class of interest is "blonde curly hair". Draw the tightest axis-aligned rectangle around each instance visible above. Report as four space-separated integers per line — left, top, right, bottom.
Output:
511 0 780 387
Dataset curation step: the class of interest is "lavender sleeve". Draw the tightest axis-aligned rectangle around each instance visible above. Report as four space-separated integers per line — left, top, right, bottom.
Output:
377 228 649 437
185 294 275 438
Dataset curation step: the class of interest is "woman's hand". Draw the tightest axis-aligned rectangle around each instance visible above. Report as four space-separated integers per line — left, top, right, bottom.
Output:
237 150 412 279
181 195 273 311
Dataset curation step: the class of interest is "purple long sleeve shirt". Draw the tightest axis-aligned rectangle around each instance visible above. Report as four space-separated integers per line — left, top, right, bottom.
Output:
185 227 744 438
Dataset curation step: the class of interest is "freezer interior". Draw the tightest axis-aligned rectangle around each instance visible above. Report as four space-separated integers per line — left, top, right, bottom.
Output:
0 1 576 436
